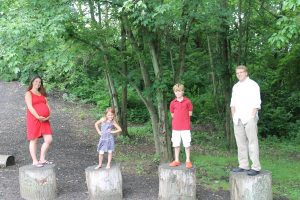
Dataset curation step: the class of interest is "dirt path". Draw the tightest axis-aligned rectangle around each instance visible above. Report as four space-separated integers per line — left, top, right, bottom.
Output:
0 81 229 200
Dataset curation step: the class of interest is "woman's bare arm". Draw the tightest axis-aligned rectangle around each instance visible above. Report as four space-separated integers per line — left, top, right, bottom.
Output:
25 91 45 121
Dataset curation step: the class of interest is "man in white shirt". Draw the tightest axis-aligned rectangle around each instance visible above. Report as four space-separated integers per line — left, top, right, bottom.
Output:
230 65 261 176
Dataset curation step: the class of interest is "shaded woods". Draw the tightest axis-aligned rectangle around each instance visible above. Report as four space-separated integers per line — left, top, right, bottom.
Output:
1 0 299 161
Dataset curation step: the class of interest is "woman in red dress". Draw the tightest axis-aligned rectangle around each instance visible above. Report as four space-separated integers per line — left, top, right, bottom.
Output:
25 76 53 167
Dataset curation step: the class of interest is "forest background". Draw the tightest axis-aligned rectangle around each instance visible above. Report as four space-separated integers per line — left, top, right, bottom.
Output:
0 0 299 199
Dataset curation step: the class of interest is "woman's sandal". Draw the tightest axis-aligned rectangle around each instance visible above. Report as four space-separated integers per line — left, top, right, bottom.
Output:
40 160 53 165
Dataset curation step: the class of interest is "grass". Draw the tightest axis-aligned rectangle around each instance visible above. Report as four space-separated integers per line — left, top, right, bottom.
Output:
118 123 153 145
192 132 300 200
116 125 300 199
192 154 235 191
260 139 300 200
262 158 300 199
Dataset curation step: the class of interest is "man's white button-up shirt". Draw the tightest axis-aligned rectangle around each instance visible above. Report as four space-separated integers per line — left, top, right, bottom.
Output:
230 77 261 125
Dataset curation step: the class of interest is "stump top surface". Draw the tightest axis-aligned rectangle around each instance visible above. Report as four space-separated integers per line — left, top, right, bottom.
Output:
85 162 120 172
19 164 56 171
230 170 272 177
159 163 196 172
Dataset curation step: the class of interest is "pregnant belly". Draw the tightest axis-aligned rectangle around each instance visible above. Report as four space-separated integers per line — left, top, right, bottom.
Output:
34 103 50 117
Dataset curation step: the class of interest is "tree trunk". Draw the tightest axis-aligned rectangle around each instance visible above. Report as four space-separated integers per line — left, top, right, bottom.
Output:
116 67 162 156
121 17 166 158
230 171 272 200
219 0 235 150
149 40 172 162
156 91 172 162
97 1 102 26
104 2 109 27
85 163 122 200
207 36 223 119
88 0 96 24
158 163 196 200
119 21 129 136
174 0 194 83
88 1 120 120
104 67 121 121
237 0 243 64
243 0 251 65
19 164 57 200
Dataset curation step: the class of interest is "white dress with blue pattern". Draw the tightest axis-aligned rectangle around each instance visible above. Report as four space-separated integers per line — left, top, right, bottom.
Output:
97 121 115 152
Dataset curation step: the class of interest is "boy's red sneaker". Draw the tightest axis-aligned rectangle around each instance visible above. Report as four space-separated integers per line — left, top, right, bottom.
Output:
186 162 193 168
169 161 181 167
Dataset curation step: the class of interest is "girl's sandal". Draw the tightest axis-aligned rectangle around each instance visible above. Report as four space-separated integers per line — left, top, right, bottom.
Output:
40 160 53 165
94 165 102 170
32 163 44 168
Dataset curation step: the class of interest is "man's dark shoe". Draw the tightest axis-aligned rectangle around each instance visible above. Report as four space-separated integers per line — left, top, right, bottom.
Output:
231 167 248 172
247 169 260 176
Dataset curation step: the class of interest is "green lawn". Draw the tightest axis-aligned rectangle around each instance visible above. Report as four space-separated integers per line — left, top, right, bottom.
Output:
123 126 300 199
192 137 300 200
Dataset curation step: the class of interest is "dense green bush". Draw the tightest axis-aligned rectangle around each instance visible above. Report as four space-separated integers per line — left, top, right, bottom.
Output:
127 91 150 123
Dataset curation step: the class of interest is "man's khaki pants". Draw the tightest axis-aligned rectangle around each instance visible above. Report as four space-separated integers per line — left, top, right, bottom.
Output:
233 118 261 171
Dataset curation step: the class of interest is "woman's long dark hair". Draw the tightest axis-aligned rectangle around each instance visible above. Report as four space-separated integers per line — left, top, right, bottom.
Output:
27 75 47 97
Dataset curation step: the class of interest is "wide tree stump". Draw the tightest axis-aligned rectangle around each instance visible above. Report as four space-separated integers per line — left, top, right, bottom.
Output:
0 154 15 167
85 163 122 200
19 164 57 200
158 163 196 200
230 170 272 200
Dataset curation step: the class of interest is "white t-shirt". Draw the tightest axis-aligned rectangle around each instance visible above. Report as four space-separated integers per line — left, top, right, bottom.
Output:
230 77 261 125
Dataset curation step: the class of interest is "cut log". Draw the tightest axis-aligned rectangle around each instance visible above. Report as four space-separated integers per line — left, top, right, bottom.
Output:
158 163 196 200
19 164 57 200
230 170 272 200
85 163 122 200
0 154 15 167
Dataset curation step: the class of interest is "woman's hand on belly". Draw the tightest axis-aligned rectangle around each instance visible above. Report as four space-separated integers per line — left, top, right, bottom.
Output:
41 116 50 122
37 116 47 122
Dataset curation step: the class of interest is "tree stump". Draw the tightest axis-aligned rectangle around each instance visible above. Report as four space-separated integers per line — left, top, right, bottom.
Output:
19 164 57 200
85 163 122 200
230 170 272 200
0 154 15 167
158 163 196 200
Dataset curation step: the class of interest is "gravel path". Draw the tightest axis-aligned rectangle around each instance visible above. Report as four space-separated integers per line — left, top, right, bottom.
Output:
0 81 230 200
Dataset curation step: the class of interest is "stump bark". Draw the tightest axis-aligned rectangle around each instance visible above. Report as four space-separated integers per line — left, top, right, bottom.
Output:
85 163 122 200
158 163 196 200
230 170 272 200
0 154 15 167
19 164 57 200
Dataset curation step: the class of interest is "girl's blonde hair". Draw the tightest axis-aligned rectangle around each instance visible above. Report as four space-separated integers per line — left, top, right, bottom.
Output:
103 107 118 122
105 107 115 115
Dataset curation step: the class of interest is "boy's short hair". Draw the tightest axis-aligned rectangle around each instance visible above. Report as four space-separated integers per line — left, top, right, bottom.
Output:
173 83 184 92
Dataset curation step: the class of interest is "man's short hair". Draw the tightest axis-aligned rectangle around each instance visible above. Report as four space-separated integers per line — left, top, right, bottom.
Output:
236 65 248 72
173 83 184 92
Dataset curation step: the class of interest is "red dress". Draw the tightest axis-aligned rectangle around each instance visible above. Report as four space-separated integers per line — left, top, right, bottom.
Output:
26 91 52 140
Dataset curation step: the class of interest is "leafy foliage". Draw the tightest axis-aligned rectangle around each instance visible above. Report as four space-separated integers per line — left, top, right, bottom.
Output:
0 0 299 143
